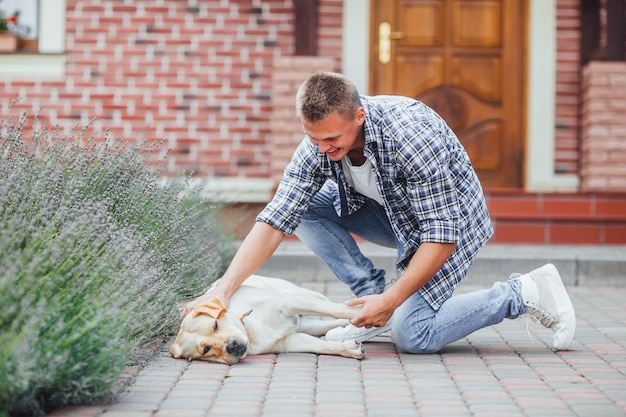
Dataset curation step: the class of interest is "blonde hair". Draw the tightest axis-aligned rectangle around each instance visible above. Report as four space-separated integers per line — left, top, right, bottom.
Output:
295 72 362 122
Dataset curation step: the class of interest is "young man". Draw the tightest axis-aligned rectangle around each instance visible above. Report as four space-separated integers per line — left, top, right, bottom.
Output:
183 72 576 352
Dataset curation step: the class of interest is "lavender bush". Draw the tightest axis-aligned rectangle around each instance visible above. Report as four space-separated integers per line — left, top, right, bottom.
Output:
0 111 235 416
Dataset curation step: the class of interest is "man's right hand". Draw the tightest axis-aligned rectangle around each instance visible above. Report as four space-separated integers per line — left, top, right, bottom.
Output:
180 283 230 318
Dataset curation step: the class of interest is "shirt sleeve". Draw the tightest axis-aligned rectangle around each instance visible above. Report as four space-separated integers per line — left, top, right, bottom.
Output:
256 138 326 235
395 109 461 244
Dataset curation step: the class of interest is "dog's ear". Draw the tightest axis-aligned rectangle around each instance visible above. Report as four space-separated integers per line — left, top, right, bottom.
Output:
193 297 227 319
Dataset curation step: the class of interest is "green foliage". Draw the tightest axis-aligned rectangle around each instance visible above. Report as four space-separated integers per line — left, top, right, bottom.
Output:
0 10 7 31
0 110 235 416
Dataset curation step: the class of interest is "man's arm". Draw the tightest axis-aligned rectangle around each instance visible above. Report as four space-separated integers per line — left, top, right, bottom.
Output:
180 221 285 317
346 241 455 327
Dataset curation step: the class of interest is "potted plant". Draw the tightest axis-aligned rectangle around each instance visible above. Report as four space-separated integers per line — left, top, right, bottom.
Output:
0 9 18 52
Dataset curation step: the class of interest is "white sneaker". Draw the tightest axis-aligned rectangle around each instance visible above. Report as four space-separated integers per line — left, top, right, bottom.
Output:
517 263 576 351
325 319 393 343
326 280 397 343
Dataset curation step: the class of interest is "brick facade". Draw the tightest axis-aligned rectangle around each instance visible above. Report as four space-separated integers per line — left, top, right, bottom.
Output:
555 0 581 175
0 0 612 184
581 61 626 190
270 56 337 186
1 0 343 179
2 0 626 244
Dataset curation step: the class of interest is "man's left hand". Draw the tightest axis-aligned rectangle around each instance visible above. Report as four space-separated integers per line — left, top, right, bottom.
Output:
345 293 394 328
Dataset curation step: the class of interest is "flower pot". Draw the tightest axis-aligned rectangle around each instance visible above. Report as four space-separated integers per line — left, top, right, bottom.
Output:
0 31 18 52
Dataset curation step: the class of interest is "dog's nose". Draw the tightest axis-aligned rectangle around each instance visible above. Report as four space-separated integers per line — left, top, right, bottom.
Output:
226 337 247 357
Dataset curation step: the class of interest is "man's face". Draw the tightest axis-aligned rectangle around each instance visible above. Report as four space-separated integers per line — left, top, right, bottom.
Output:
302 109 365 161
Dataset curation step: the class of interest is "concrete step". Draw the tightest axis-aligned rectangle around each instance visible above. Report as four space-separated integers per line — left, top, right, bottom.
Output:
257 241 626 287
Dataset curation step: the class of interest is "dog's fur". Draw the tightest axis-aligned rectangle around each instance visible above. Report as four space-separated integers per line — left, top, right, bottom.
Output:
170 275 364 364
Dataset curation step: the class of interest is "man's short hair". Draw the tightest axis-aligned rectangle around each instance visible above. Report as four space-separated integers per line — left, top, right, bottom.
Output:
295 72 362 123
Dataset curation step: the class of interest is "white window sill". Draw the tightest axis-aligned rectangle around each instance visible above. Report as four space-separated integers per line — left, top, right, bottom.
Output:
0 54 66 79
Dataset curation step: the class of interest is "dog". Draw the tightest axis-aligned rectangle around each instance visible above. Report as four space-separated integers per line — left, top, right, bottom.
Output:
170 275 365 364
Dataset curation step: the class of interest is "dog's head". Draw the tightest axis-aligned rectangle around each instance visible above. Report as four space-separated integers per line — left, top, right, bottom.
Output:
170 298 249 364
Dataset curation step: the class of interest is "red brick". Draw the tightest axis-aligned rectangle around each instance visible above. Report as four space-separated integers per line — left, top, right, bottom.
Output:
594 197 626 219
487 196 540 218
542 196 592 218
492 221 547 244
549 222 602 244
604 224 626 244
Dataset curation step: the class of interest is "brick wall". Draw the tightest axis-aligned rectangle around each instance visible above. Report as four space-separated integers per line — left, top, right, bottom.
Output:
486 190 626 244
581 61 626 191
555 0 581 175
1 0 343 179
270 56 337 186
0 1 617 193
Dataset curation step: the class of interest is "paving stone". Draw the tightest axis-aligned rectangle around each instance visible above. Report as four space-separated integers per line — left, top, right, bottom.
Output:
158 396 213 411
569 403 626 417
47 266 626 417
46 406 102 417
153 410 205 417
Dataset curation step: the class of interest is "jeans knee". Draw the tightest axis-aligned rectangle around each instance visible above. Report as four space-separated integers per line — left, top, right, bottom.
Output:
393 332 442 354
392 315 443 354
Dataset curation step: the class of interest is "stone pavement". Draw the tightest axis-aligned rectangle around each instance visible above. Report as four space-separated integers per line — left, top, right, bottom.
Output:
48 243 626 417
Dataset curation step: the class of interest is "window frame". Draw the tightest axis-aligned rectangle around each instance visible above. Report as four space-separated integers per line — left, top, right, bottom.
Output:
0 0 66 78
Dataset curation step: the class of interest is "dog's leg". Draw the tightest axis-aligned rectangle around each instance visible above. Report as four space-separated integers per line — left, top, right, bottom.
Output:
279 333 365 359
282 295 361 320
296 316 350 336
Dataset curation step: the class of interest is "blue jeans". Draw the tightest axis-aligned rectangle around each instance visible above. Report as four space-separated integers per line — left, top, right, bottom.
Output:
295 181 526 353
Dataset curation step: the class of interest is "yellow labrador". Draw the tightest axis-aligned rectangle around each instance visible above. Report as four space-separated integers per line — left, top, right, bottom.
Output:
170 275 365 364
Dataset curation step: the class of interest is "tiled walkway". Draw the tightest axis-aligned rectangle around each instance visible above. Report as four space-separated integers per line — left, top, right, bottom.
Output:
49 280 626 417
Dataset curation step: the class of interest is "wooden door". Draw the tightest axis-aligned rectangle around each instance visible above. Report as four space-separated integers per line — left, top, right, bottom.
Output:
370 0 525 188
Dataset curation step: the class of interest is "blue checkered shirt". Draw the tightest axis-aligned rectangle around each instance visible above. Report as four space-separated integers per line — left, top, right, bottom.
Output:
257 95 493 310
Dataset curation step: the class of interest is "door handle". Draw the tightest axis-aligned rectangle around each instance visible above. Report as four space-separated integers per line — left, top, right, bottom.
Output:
379 22 404 64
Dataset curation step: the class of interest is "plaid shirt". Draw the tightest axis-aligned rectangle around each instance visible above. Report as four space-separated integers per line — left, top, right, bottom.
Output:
258 95 493 310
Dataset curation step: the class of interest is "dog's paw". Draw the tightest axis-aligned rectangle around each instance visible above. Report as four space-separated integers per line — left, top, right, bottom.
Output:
345 340 365 359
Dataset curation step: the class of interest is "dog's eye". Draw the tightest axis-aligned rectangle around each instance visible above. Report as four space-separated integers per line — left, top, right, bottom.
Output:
202 346 211 355
213 320 219 332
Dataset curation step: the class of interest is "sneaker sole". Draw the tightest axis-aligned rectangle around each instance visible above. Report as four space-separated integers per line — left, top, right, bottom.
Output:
325 321 393 343
353 322 393 343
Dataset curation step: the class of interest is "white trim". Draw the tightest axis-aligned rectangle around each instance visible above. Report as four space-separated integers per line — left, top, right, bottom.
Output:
186 178 274 203
39 0 66 53
342 0 369 94
0 54 66 78
526 0 579 191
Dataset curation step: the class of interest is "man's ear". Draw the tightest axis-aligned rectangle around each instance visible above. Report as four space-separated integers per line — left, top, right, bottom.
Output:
193 298 227 319
356 107 365 126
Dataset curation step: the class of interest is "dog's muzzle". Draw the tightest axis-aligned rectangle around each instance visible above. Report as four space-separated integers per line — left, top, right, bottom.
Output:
226 337 248 359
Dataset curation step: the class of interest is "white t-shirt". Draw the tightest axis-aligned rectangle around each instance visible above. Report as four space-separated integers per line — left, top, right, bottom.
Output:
341 156 384 205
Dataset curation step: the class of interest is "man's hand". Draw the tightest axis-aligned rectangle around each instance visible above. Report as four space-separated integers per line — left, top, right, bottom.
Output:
345 293 395 328
180 283 230 318
344 242 456 326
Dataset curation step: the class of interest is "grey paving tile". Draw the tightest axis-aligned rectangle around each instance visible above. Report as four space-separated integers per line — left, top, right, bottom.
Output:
48 248 626 417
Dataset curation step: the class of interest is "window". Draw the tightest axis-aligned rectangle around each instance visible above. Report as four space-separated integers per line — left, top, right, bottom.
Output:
0 0 39 51
0 0 65 78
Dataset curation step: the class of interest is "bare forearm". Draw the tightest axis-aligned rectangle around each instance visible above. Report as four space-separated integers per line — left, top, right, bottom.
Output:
384 242 456 309
217 221 285 298
181 221 284 317
346 241 456 327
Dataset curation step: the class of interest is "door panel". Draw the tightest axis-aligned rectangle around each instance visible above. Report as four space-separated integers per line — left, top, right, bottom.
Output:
370 0 525 188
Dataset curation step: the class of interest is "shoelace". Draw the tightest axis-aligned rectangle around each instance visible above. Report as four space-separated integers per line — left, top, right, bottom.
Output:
523 305 558 342
524 305 557 328
525 317 536 342
509 272 558 343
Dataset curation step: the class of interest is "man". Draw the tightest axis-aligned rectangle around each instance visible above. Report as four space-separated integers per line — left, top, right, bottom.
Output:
183 72 576 352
